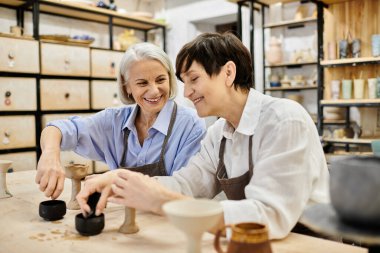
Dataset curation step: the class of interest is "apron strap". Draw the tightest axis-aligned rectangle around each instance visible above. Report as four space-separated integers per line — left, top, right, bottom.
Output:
121 102 177 167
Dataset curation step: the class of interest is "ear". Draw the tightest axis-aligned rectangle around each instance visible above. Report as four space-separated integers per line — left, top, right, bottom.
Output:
124 83 131 94
224 61 236 88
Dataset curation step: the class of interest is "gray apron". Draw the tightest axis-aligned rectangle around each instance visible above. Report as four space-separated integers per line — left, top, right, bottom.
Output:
215 135 254 200
119 102 177 177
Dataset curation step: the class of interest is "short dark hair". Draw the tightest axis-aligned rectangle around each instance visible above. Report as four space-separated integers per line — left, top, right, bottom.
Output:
175 32 253 91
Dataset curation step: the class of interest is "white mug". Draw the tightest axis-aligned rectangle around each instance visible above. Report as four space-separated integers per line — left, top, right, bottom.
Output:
353 79 365 99
368 78 377 99
331 80 340 99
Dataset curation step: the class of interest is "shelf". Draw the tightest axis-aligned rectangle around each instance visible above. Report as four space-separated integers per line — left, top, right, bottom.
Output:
321 57 380 67
228 0 349 7
321 99 380 107
323 137 376 145
265 61 317 68
265 85 317 91
0 0 165 30
319 0 352 4
322 119 348 125
264 17 316 29
0 0 25 7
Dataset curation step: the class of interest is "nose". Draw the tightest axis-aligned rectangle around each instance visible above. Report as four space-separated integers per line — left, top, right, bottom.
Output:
183 82 193 99
148 83 160 96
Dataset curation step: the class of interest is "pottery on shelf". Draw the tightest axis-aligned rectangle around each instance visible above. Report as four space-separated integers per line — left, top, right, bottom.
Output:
0 160 12 199
65 163 89 210
119 207 139 234
266 37 283 65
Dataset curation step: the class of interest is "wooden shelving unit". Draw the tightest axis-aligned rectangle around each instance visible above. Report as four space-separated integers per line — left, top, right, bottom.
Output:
318 0 380 153
0 0 166 50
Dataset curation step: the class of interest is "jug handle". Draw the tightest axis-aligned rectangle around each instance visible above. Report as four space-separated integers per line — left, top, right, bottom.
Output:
214 225 231 253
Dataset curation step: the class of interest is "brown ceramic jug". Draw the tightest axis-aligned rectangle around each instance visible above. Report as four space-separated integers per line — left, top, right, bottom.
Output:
214 222 272 253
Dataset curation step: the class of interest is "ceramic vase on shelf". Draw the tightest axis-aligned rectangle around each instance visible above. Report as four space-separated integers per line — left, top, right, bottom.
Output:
266 37 283 65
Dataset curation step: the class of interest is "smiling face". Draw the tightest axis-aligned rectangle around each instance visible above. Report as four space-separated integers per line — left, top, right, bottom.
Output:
125 59 170 116
181 61 227 118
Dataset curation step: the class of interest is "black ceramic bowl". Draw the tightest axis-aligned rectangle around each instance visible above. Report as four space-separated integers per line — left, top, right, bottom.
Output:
39 200 66 221
330 156 380 227
75 213 105 236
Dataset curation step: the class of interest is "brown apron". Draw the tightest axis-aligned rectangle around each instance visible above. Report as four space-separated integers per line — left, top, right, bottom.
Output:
119 102 177 177
215 135 254 200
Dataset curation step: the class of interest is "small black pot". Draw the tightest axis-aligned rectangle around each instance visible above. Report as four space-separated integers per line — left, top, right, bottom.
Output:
39 200 66 221
75 213 105 236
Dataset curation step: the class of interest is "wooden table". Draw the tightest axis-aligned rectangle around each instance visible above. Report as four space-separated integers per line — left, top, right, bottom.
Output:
0 170 367 253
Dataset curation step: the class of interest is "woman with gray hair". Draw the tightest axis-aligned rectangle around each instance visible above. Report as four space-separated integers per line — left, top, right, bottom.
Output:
36 42 206 199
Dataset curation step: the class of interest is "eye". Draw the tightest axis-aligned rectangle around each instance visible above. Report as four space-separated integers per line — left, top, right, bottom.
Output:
191 76 199 83
136 81 148 87
156 77 167 84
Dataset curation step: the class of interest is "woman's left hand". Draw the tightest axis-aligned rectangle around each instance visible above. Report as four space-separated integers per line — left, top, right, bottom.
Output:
108 170 187 215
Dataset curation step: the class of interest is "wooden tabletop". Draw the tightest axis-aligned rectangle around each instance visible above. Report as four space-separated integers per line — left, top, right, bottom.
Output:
0 170 367 253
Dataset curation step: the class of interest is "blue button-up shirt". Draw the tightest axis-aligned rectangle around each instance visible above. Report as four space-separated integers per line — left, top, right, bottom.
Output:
47 100 206 175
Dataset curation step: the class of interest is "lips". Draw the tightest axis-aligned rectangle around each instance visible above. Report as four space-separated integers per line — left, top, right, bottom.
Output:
144 96 162 103
192 96 204 105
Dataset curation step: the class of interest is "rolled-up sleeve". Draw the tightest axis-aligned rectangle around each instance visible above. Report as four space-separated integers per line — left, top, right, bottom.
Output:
47 110 109 162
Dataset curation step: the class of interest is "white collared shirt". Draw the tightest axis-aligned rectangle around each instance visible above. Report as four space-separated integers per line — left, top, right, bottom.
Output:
158 89 329 239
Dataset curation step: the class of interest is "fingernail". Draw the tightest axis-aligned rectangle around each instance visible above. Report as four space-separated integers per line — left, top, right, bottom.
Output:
95 209 100 216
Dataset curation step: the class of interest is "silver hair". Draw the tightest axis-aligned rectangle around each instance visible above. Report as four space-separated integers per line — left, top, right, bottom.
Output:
117 42 177 104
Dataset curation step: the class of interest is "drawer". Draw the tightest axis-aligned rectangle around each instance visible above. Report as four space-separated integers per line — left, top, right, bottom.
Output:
0 37 39 73
0 152 36 172
94 161 110 174
91 49 124 78
61 151 93 175
0 77 36 111
42 113 94 128
91 81 121 109
0 116 36 150
41 43 90 76
40 79 90 110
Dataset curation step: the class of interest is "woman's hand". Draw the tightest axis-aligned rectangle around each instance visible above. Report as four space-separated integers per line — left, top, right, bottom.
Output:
109 170 187 215
35 150 65 199
76 170 118 216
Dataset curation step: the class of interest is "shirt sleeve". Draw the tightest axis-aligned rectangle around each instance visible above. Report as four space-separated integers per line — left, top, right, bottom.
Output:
46 110 109 162
221 119 315 239
167 117 207 175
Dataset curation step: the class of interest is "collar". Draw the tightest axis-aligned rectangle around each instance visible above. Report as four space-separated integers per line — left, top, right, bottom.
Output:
223 89 263 138
123 100 174 136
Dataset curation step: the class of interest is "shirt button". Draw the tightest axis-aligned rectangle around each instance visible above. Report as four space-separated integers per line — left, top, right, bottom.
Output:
140 160 143 163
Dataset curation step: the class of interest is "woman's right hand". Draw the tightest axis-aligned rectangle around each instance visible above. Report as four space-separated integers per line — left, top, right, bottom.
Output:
35 150 65 199
76 170 118 217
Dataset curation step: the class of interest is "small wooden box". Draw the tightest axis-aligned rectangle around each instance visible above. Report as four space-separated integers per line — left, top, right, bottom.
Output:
91 80 121 109
0 77 36 111
0 116 36 150
40 79 90 110
0 37 39 73
41 42 90 76
0 152 36 172
91 49 124 78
